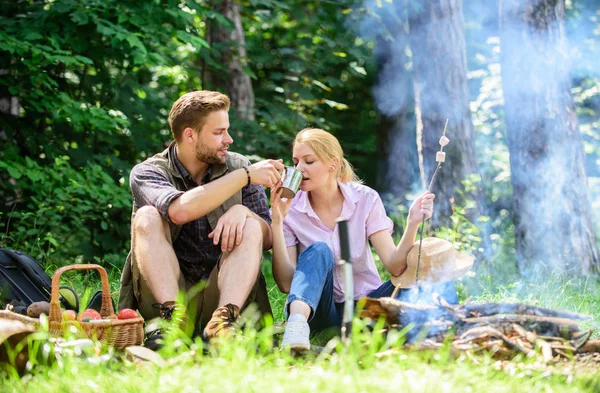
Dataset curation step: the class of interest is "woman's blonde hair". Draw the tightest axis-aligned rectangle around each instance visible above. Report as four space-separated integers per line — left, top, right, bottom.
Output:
294 128 362 183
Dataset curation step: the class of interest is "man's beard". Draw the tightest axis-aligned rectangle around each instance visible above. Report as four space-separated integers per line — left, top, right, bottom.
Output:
195 141 227 164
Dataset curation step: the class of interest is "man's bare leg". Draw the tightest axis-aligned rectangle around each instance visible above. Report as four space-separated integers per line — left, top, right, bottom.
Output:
217 218 263 307
133 206 180 305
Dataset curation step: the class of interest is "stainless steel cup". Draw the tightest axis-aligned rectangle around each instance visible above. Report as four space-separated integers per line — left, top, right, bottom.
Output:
280 166 303 198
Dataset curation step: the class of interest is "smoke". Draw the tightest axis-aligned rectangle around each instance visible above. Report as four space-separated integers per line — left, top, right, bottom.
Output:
499 0 599 275
352 0 600 280
359 1 411 117
565 1 600 81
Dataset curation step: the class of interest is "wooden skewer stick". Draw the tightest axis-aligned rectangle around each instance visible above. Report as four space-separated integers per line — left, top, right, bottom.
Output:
393 119 448 299
415 119 448 284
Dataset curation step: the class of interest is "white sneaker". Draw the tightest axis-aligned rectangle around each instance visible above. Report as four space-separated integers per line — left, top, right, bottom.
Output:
281 318 311 351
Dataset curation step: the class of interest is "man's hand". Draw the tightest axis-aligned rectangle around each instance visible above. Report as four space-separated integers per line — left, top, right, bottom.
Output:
407 191 435 225
248 159 285 188
208 204 251 252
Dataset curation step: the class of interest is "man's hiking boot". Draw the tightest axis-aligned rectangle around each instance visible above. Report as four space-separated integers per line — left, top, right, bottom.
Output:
144 329 164 352
202 303 240 340
154 301 177 320
144 301 187 351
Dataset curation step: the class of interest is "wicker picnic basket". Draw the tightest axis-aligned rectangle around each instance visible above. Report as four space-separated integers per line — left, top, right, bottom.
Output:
48 264 144 349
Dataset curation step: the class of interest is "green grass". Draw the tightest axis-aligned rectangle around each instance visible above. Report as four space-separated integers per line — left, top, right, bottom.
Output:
2 252 600 392
3 324 600 393
5 347 600 393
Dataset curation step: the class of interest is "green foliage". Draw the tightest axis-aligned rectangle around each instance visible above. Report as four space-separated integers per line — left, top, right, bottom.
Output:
0 0 380 266
243 0 378 178
0 155 130 266
0 0 214 265
0 0 207 161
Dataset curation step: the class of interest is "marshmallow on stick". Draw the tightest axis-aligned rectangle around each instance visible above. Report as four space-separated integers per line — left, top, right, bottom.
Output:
435 126 449 163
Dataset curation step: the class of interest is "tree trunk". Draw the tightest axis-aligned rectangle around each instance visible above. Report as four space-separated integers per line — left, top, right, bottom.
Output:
407 0 483 229
374 34 419 209
499 0 599 274
204 0 255 121
376 112 418 205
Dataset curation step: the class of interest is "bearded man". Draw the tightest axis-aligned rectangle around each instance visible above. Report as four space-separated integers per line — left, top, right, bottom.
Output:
118 90 284 345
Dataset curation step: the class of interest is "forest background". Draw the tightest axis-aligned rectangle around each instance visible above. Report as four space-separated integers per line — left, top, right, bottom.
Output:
1 0 599 292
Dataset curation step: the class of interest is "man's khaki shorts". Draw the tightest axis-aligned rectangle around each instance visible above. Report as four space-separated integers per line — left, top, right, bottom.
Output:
131 258 272 332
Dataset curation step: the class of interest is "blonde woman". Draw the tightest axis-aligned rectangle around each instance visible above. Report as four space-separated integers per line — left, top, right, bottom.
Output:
270 128 457 350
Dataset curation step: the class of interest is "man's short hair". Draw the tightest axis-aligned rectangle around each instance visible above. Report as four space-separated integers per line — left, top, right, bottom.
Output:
169 91 231 141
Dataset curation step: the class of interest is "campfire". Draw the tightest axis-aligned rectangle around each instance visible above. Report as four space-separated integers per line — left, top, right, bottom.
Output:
360 297 599 364
350 122 599 365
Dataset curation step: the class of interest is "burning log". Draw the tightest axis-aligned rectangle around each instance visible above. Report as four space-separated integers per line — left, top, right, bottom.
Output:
578 339 600 354
360 297 599 363
461 303 590 320
457 315 581 338
360 297 446 325
455 326 534 356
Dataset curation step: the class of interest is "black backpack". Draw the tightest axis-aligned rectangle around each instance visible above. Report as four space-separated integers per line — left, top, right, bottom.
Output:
0 248 53 308
0 248 115 314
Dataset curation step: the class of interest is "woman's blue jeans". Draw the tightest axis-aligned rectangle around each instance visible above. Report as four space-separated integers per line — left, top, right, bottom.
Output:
286 242 459 332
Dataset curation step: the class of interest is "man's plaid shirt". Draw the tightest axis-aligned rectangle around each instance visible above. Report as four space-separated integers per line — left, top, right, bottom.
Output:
130 150 271 283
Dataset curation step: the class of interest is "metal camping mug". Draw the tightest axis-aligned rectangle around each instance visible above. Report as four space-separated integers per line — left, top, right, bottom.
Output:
279 166 303 198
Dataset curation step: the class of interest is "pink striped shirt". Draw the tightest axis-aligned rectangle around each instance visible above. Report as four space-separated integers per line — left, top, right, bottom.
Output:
282 181 394 303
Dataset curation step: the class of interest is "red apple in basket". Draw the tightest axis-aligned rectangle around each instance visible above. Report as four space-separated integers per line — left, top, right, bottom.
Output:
117 308 139 320
62 310 77 321
78 309 102 322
